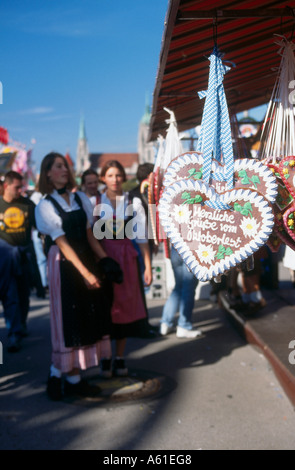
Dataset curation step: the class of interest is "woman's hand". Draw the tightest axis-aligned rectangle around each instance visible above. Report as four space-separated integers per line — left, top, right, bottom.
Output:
139 242 153 287
143 266 152 287
84 271 101 289
55 235 101 290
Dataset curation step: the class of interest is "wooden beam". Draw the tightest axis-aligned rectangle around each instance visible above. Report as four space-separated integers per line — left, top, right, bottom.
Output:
178 8 295 20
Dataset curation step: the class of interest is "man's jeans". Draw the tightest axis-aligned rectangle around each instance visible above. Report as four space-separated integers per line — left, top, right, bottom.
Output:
0 239 22 337
161 246 198 330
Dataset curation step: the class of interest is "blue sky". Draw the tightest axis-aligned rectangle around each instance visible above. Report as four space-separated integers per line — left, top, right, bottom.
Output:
0 0 169 171
0 1 267 174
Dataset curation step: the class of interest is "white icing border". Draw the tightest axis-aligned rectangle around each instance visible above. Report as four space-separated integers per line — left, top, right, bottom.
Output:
163 152 204 188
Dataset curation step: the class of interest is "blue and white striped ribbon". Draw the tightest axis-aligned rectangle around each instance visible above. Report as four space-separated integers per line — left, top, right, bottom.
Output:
196 46 234 198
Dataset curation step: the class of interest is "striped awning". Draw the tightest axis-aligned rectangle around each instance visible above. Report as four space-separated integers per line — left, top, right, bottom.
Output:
148 0 295 141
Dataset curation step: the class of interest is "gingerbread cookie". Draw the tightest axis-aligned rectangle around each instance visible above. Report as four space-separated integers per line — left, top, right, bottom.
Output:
283 203 295 243
164 153 277 203
278 156 295 199
159 178 274 281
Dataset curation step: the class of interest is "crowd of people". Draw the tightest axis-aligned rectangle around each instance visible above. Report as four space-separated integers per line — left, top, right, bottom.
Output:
0 155 168 400
0 153 294 402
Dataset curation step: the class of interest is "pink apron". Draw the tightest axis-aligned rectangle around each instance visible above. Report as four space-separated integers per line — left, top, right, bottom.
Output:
101 238 147 325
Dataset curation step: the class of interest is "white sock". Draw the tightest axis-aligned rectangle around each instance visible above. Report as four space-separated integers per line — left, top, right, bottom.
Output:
50 364 62 378
65 374 81 384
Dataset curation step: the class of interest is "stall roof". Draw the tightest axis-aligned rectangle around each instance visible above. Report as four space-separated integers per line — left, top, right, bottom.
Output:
148 0 295 141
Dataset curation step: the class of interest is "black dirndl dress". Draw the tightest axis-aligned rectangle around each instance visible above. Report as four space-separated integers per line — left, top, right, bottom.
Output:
45 193 112 348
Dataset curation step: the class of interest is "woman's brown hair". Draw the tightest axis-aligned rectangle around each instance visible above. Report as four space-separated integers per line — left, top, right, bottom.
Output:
38 152 76 195
100 160 127 182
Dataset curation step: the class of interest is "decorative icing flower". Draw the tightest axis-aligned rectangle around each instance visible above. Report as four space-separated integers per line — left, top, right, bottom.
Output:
282 168 289 176
288 218 295 229
173 204 192 224
240 217 260 238
196 244 216 264
289 160 295 167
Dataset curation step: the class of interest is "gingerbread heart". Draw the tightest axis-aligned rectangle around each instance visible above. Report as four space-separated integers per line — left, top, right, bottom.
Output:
159 178 274 281
233 158 277 203
266 161 294 248
163 151 205 188
267 161 294 213
148 172 158 245
266 230 283 253
278 156 295 198
153 166 163 205
273 224 295 251
163 153 277 203
283 203 295 242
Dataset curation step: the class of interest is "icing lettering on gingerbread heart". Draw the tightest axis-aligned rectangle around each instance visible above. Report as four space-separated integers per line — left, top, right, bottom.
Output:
159 178 274 281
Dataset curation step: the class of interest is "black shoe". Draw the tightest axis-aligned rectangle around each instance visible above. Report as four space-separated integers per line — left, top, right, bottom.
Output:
113 358 128 377
64 379 101 398
47 375 63 401
99 358 112 378
7 334 22 352
139 322 161 338
140 328 161 338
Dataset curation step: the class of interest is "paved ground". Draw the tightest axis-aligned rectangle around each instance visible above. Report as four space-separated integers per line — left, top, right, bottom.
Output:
1 267 295 450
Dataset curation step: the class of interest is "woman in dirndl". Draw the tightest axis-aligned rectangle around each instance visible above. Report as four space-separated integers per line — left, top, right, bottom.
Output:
36 152 121 401
94 160 152 377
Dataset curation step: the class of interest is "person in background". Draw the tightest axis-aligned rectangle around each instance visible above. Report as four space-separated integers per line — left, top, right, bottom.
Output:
94 160 152 377
160 245 203 339
81 168 101 209
35 152 122 400
129 162 157 259
30 187 48 297
0 171 36 351
129 163 159 337
282 244 295 288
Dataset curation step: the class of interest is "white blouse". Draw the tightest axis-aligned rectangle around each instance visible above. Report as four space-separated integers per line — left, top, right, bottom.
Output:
94 192 148 244
35 190 94 241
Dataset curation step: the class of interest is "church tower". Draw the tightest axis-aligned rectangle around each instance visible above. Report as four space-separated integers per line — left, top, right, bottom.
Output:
137 93 155 164
76 115 89 176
